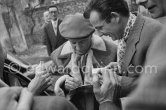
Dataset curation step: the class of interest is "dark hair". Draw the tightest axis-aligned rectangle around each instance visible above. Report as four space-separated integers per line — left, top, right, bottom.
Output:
49 5 58 10
84 0 129 21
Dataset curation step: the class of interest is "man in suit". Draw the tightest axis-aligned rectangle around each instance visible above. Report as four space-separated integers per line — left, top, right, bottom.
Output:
136 0 166 23
51 13 117 110
43 6 67 55
124 27 166 110
83 0 163 109
93 28 166 110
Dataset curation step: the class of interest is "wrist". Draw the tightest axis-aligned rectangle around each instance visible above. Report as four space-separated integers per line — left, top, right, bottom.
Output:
27 86 37 95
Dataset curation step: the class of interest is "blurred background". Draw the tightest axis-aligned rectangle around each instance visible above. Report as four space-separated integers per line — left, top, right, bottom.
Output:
0 0 149 64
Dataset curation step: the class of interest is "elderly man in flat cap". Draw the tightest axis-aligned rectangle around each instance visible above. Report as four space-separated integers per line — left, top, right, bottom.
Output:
51 13 117 110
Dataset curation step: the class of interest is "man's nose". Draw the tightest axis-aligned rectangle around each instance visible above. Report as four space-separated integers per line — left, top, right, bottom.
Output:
136 0 148 5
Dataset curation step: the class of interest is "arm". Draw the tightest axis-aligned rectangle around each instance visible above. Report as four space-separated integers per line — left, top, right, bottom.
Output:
92 68 121 110
54 75 68 96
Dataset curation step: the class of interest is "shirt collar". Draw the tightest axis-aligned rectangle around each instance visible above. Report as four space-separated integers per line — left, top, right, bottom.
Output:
60 34 106 56
51 19 58 25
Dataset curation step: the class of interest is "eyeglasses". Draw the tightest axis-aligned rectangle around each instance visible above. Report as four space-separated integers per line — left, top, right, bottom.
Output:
49 11 57 14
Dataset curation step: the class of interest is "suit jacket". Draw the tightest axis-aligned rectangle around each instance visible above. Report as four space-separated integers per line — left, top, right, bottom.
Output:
0 43 6 80
43 19 67 55
157 16 166 24
124 26 166 110
118 14 163 98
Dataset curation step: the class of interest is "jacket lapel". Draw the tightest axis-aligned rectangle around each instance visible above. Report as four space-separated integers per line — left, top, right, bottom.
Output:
58 53 72 67
47 22 57 50
57 42 72 67
122 14 145 71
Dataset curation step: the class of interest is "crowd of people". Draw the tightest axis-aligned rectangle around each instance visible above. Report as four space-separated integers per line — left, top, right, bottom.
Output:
0 0 166 110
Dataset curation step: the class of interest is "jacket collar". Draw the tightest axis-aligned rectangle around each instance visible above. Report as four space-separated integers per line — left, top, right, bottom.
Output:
59 34 106 56
122 14 145 71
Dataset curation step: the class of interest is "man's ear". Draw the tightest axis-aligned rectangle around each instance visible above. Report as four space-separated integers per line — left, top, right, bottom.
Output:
110 12 120 23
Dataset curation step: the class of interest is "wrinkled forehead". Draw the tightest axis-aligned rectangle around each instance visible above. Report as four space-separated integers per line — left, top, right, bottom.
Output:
49 7 58 12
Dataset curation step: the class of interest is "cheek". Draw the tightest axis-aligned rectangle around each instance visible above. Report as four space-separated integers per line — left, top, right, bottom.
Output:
77 43 88 51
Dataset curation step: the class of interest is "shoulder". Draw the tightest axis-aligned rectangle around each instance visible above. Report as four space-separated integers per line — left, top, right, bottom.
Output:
141 15 163 33
137 15 163 41
50 42 67 64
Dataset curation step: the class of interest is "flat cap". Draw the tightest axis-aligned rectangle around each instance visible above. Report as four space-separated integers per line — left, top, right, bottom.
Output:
59 13 95 39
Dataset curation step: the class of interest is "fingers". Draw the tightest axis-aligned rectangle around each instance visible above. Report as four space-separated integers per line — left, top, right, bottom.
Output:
65 81 78 90
66 76 81 85
55 88 65 97
92 70 101 93
17 88 33 110
101 69 111 83
105 62 118 69
65 76 80 90
65 83 76 90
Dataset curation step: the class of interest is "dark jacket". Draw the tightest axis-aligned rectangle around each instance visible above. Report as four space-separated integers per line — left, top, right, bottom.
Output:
118 14 163 98
124 26 166 110
43 19 67 55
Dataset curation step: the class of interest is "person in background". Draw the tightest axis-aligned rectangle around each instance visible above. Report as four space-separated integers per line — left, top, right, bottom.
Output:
136 0 166 23
83 0 163 109
93 28 166 110
42 6 67 55
44 11 51 24
123 26 166 110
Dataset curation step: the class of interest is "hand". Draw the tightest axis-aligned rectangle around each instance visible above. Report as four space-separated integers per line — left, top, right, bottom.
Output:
65 76 81 91
92 68 120 104
54 87 65 97
28 72 53 95
0 87 33 110
54 75 68 97
105 62 121 74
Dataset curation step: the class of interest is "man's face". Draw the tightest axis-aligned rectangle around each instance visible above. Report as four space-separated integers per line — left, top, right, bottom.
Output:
69 37 92 55
137 0 166 18
89 10 122 41
49 7 58 20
